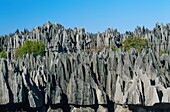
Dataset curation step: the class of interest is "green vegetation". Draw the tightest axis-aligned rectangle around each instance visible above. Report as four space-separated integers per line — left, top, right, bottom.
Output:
122 37 150 52
160 50 166 55
105 45 110 49
0 51 7 58
15 40 45 58
112 47 118 52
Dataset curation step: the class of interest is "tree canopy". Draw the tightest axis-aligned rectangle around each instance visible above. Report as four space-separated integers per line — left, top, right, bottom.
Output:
0 51 7 58
122 37 150 52
15 40 45 58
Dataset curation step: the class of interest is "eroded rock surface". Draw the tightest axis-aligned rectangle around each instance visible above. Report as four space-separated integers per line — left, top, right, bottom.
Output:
0 22 170 111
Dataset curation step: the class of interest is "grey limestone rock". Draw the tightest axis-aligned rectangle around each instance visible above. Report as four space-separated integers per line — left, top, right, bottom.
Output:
1 22 170 111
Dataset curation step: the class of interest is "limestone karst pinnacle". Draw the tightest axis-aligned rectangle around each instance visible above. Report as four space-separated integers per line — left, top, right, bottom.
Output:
0 22 170 111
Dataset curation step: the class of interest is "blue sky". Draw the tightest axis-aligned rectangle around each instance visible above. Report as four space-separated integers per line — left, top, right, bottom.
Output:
0 0 170 35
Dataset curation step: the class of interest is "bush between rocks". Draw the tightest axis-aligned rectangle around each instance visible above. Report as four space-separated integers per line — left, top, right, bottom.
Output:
15 40 45 58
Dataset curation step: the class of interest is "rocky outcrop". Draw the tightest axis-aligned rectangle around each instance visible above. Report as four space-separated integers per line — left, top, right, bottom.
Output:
1 22 170 111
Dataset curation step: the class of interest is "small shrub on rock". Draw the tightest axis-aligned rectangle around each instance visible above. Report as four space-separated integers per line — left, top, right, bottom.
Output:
15 40 45 58
0 51 7 58
122 37 150 52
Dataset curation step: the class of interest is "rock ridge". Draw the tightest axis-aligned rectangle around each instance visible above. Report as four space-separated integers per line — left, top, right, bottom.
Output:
0 22 170 111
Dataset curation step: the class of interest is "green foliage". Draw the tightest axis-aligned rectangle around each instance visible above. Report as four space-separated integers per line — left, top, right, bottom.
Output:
0 51 7 58
160 50 166 55
105 45 110 49
112 47 118 52
15 40 45 58
122 37 150 52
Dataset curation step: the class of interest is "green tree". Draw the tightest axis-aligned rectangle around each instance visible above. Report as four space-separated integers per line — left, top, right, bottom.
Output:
15 40 45 58
0 51 7 58
122 37 150 52
31 41 45 56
